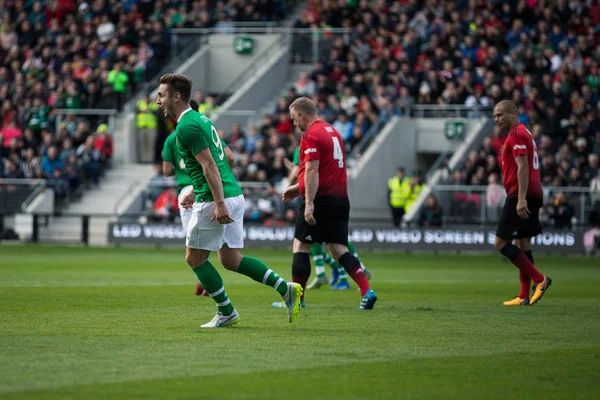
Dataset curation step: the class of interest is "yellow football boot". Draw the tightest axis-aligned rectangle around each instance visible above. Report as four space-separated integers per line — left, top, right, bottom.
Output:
503 297 530 306
530 276 552 305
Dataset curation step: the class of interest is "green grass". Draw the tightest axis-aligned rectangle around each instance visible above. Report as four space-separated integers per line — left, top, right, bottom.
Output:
0 245 599 399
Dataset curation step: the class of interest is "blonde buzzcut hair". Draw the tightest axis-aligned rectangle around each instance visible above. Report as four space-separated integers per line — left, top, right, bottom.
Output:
289 97 317 116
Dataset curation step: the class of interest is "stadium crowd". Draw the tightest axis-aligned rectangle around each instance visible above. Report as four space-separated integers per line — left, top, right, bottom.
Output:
0 0 292 205
216 0 600 183
184 0 599 225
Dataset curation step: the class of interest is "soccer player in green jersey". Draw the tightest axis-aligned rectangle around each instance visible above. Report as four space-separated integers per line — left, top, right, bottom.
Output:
162 100 235 297
156 73 302 328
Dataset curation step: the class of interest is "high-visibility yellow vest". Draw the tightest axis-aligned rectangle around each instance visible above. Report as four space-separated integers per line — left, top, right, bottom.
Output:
198 103 220 116
404 183 426 212
136 100 158 128
388 177 407 208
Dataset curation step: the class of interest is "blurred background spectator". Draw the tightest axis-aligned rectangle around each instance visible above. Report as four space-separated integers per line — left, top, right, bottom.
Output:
1 0 294 208
419 194 443 227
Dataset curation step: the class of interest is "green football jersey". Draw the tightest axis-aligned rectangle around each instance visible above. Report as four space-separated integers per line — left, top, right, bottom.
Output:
163 130 230 196
162 132 193 195
293 146 300 166
175 109 242 202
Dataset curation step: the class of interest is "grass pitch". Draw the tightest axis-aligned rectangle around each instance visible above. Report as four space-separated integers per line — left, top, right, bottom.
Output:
0 245 599 399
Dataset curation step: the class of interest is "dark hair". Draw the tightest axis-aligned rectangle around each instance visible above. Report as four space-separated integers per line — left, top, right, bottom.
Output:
159 73 192 102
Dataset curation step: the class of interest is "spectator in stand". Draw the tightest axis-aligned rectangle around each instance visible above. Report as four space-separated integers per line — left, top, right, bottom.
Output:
229 123 245 146
3 159 24 179
295 72 316 97
193 91 204 107
332 112 353 141
152 188 179 222
1 117 22 147
276 112 293 135
94 124 114 165
591 170 600 208
245 126 263 154
107 62 129 111
546 192 575 230
419 194 443 227
41 146 64 178
21 148 40 179
64 152 81 197
346 125 364 153
76 136 101 187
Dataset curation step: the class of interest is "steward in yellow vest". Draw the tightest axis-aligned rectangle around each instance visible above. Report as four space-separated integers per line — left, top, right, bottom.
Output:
388 167 409 227
404 170 427 213
136 97 159 129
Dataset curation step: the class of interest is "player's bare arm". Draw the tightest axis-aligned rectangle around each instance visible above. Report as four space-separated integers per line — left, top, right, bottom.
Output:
224 146 235 169
162 161 174 177
195 148 234 224
304 159 319 226
283 183 300 201
285 160 299 185
515 155 530 219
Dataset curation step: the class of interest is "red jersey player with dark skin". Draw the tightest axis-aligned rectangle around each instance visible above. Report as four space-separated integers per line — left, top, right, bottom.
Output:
493 100 552 306
283 97 377 310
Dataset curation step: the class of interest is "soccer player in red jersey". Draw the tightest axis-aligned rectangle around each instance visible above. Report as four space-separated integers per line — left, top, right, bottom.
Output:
493 100 552 306
282 97 377 310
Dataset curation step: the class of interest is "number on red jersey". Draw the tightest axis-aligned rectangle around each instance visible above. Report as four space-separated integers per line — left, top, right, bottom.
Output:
525 128 539 170
332 137 344 168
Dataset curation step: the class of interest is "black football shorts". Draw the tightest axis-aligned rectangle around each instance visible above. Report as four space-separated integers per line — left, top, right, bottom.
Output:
295 195 350 246
495 195 543 240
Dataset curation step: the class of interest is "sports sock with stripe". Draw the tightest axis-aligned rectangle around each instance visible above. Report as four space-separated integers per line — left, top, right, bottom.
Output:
338 252 370 296
192 260 234 316
237 256 288 297
310 243 327 279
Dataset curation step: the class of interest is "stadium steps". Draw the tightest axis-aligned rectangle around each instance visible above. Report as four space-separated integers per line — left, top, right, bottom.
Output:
36 164 154 246
402 118 494 225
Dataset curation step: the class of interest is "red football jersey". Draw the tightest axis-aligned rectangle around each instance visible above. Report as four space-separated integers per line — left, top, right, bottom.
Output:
298 120 349 198
501 123 543 199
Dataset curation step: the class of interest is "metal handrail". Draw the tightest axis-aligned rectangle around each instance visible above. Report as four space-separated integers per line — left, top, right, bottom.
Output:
213 21 280 27
54 109 118 116
408 105 494 112
0 179 47 185
54 109 119 136
432 185 593 193
171 27 352 35
112 180 145 215
214 110 258 117
425 119 474 184
348 115 388 160
406 104 493 118
21 182 47 211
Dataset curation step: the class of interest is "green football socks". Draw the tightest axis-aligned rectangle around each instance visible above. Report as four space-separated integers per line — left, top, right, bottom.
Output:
193 260 234 316
237 256 288 297
310 243 327 278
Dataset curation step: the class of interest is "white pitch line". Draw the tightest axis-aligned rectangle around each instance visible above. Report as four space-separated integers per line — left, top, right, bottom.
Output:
0 279 521 288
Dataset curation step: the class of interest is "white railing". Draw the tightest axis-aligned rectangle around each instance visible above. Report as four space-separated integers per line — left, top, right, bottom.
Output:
427 185 597 227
